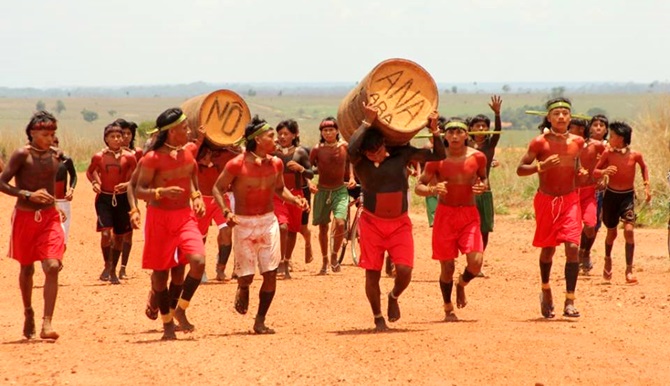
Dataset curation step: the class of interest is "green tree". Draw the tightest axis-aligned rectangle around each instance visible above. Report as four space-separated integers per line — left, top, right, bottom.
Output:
108 110 117 117
54 100 66 114
451 86 458 94
587 107 608 117
502 84 511 93
247 89 257 97
36 100 46 111
81 109 99 123
550 86 565 99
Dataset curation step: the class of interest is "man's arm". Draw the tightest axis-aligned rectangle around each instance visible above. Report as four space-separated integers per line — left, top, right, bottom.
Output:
134 163 158 201
637 152 651 202
0 149 27 197
212 168 234 214
409 111 445 163
489 95 503 149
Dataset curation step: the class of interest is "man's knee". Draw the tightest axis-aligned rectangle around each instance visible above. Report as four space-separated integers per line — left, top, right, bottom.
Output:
42 260 60 276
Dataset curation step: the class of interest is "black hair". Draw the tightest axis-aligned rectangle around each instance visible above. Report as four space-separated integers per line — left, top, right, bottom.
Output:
103 123 123 146
276 119 300 146
444 117 468 146
590 114 609 140
545 97 572 110
127 121 138 148
359 128 385 155
149 107 183 152
26 110 57 141
609 121 632 146
437 115 447 132
113 118 130 129
569 118 589 139
468 114 490 129
244 115 268 153
318 116 339 143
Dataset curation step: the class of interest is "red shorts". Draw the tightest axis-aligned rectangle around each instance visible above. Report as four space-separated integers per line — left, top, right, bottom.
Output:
142 206 205 271
358 211 413 270
533 190 581 248
579 185 597 227
273 188 303 233
197 195 229 235
432 204 483 260
9 207 64 265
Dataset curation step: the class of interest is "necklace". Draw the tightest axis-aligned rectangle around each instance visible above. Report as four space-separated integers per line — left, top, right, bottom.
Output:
28 145 48 153
279 145 295 155
609 145 629 154
549 128 569 138
323 141 339 148
250 151 271 166
104 147 123 159
164 142 183 160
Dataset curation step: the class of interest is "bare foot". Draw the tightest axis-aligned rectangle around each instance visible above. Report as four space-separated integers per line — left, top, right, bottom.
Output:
161 321 177 340
540 288 555 318
456 282 467 309
174 306 195 332
145 290 158 320
110 271 120 285
318 262 328 275
444 303 458 322
253 316 276 334
99 266 110 281
626 271 638 284
374 316 388 332
118 266 128 280
387 292 400 322
234 286 249 315
40 318 59 340
305 244 313 264
23 308 36 339
282 261 292 279
603 257 613 281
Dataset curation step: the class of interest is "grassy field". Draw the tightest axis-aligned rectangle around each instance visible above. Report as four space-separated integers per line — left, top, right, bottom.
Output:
1 92 667 225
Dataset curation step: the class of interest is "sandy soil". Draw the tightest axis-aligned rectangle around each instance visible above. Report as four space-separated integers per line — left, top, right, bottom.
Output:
1 173 669 385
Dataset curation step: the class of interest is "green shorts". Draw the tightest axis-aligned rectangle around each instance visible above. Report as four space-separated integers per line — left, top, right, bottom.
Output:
475 190 494 233
312 185 349 225
425 195 438 227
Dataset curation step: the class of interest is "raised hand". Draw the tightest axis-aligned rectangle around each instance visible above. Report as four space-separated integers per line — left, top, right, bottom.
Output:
489 95 503 115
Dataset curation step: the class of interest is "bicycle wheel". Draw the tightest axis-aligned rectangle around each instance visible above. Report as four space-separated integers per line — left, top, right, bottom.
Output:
349 213 362 266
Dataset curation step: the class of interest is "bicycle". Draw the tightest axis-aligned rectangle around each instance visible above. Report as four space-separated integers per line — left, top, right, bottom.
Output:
335 189 363 266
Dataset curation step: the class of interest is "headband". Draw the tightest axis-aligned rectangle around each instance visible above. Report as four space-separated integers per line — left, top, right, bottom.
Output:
246 123 272 141
444 122 468 131
148 113 187 134
319 120 337 129
547 101 572 112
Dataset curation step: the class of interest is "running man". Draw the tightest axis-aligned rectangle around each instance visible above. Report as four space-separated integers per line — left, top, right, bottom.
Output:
516 97 586 318
86 123 137 284
213 116 309 334
0 111 65 340
53 136 77 249
348 104 445 331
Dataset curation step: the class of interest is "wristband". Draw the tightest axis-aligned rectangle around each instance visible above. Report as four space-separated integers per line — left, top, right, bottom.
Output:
191 190 202 200
223 208 232 218
128 208 140 216
643 181 650 186
154 188 162 200
536 162 543 173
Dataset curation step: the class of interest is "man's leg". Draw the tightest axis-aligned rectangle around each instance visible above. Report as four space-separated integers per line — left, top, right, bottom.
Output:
563 242 580 317
439 260 456 319
330 218 345 271
300 224 313 264
604 227 617 280
152 270 175 340
278 223 290 278
19 264 36 339
174 254 205 332
108 234 124 285
365 269 387 331
168 265 185 317
318 223 329 274
235 274 254 315
254 269 277 334
99 229 113 281
387 264 412 322
623 222 637 283
456 252 483 309
539 247 556 318
119 231 133 280
40 259 60 339
284 231 297 278
579 225 596 275
216 228 232 281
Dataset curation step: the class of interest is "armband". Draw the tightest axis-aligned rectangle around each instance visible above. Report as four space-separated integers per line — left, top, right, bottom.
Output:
191 190 202 200
154 188 162 200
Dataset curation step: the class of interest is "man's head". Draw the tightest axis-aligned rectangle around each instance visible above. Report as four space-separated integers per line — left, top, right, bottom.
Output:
545 97 572 132
276 119 300 148
103 123 123 149
319 117 339 144
149 107 189 151
468 114 491 142
26 110 57 144
568 118 589 139
360 128 387 164
608 121 632 148
444 118 469 149
244 115 276 154
589 114 609 141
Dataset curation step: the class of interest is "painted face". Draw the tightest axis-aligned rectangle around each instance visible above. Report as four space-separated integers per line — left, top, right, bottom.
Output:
105 132 124 150
121 128 133 147
320 127 339 144
256 129 277 154
469 121 488 142
277 127 295 148
608 131 625 149
568 124 585 138
31 129 56 151
547 108 571 132
445 129 468 148
590 120 608 141
364 143 387 164
170 121 191 146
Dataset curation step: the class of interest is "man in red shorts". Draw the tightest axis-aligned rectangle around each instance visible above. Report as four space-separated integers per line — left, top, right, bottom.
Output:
135 107 206 340
86 123 137 284
274 119 313 278
213 116 309 334
348 104 445 331
0 111 65 340
415 118 488 320
517 97 586 319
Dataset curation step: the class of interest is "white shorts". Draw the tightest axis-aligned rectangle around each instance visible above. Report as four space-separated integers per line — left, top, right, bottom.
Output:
232 212 280 277
55 199 71 243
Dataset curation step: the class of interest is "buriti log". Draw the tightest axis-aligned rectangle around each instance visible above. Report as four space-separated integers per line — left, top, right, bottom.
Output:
337 59 439 146
180 90 251 146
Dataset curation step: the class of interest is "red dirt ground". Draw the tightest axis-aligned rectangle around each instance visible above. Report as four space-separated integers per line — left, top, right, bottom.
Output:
1 173 669 385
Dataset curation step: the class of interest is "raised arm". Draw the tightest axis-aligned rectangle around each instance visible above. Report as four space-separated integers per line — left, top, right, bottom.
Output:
409 111 446 163
489 95 503 148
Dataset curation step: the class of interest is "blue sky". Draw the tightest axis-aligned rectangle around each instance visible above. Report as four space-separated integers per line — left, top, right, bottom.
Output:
2 0 668 87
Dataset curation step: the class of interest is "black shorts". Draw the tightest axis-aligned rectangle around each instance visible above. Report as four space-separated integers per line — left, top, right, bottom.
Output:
302 186 311 225
95 192 132 234
602 188 635 229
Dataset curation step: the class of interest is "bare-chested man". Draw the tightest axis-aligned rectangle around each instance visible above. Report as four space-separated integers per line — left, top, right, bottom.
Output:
135 107 206 340
348 105 445 331
517 97 586 319
0 111 65 340
86 123 137 284
416 118 488 320
53 136 77 248
274 119 313 279
310 117 356 274
593 121 650 284
212 116 309 334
